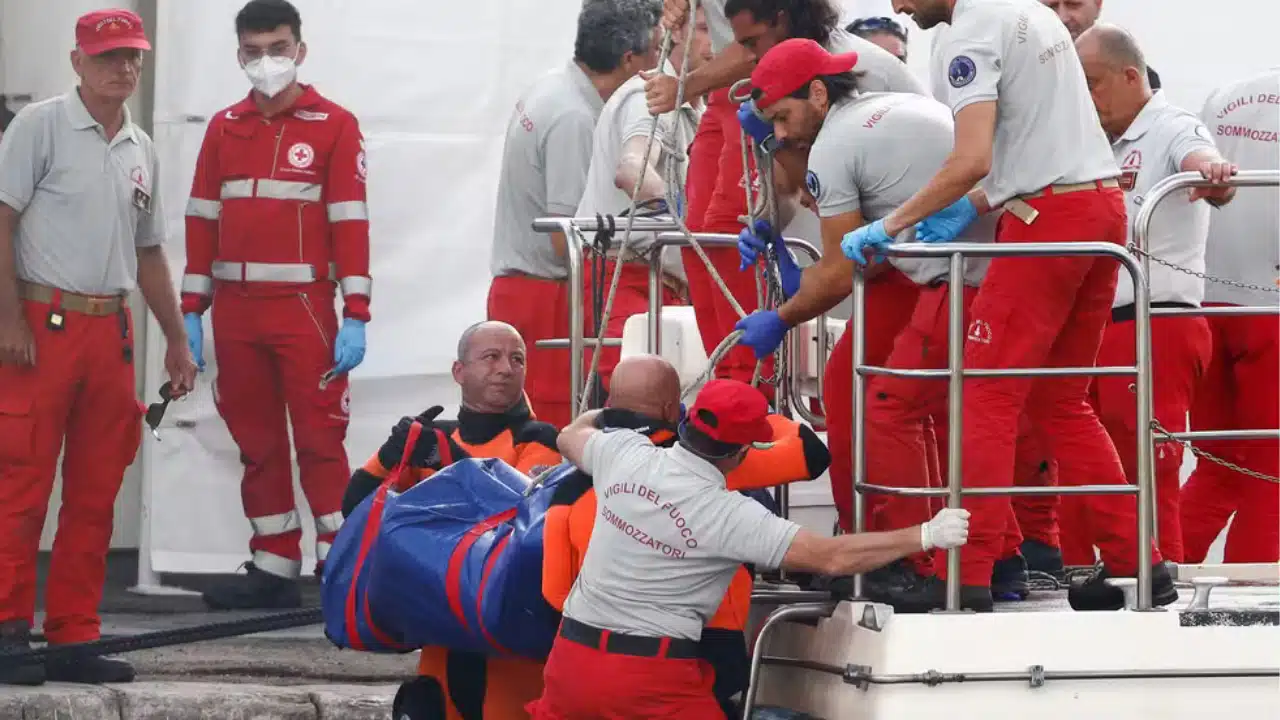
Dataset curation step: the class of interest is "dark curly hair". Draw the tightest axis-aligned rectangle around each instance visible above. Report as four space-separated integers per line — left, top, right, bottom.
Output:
723 0 841 47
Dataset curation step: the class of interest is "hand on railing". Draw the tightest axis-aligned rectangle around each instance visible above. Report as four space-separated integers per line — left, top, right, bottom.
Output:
841 219 892 265
1186 159 1239 206
914 195 978 243
920 508 971 551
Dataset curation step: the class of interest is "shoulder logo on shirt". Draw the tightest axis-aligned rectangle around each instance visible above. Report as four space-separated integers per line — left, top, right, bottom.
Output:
356 150 368 181
804 170 821 199
948 56 977 88
224 110 238 121
340 386 351 416
287 142 315 170
294 109 330 122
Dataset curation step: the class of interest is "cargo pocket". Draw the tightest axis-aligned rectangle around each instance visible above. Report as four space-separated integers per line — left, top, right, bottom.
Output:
0 394 35 466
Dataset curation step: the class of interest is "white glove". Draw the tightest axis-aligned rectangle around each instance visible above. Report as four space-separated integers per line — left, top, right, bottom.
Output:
921 508 970 551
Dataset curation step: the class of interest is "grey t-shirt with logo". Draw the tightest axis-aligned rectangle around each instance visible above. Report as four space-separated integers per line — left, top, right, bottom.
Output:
562 428 801 641
490 61 604 280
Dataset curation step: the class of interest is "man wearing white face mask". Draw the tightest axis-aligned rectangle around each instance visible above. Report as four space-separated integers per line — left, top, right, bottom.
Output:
181 0 372 610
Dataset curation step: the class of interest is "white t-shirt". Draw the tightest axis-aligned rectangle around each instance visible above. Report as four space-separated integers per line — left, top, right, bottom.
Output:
934 0 1119 206
806 93 993 286
575 62 700 281
1198 68 1280 307
562 428 801 640
1111 92 1218 308
705 0 734 54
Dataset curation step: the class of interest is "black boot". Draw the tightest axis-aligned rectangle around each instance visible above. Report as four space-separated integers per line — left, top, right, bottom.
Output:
1067 561 1179 611
0 621 44 686
202 562 302 611
991 553 1030 602
814 559 918 600
45 651 134 684
877 575 995 613
1021 539 1065 581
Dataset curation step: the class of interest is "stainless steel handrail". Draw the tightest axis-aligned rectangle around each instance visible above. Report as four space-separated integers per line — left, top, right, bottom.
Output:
1132 170 1280 545
851 241 1157 611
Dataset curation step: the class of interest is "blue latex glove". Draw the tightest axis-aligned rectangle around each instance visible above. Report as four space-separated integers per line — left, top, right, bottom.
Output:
331 319 367 377
736 100 776 151
738 219 802 299
733 310 791 360
841 219 893 265
183 313 205 372
914 195 979 244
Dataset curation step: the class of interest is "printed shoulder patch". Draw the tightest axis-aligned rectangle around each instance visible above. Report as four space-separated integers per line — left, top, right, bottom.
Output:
805 170 822 199
948 55 978 88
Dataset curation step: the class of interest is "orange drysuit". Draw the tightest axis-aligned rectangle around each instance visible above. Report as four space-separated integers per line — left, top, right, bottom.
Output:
343 399 560 720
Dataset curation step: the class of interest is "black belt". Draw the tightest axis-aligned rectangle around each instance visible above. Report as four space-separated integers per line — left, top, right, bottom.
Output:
559 617 699 659
1111 301 1196 324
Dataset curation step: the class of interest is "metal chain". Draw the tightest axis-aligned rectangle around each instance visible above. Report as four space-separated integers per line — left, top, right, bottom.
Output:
1150 419 1280 484
1126 244 1280 295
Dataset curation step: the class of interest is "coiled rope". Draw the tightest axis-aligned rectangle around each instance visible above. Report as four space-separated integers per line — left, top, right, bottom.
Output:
578 0 784 407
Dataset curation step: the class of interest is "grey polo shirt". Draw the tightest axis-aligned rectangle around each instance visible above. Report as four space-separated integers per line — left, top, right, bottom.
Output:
490 61 604 280
807 93 992 286
562 428 801 641
0 90 164 295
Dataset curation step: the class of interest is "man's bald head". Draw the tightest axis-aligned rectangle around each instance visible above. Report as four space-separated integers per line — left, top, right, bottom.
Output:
452 321 527 413
606 354 683 425
456 320 522 361
1076 22 1151 137
1077 23 1146 75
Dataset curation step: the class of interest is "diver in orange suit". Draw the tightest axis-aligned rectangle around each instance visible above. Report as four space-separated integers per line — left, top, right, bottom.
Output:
342 321 560 720
541 355 831 718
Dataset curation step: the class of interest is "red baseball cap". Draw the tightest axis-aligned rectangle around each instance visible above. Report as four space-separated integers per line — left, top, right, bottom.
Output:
750 38 858 110
76 9 151 56
687 379 774 446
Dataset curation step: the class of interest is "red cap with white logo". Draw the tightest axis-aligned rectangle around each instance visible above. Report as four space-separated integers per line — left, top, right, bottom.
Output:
76 9 151 56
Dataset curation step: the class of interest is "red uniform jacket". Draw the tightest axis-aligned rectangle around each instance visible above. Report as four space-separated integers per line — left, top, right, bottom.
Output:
180 85 372 322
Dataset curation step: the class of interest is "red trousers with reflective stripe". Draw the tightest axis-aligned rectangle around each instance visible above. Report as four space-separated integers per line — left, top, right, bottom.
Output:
822 268 919 534
528 634 722 719
211 286 350 577
583 261 683 392
1078 315 1212 564
488 275 573 428
940 188 1160 588
1180 307 1279 563
683 90 772 387
0 300 142 643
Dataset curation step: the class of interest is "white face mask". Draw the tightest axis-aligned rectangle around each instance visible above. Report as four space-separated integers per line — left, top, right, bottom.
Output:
243 52 298 98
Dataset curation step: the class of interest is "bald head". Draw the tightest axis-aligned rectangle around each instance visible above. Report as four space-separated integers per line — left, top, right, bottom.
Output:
606 354 682 424
1076 22 1146 76
456 320 522 361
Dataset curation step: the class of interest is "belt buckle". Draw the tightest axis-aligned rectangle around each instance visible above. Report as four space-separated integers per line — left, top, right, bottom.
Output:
85 297 108 315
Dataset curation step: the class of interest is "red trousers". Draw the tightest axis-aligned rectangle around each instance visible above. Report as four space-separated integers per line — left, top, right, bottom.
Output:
822 268 919 534
0 299 143 643
211 286 349 578
488 275 573 427
1010 413 1061 549
683 90 771 386
528 634 722 719
943 187 1160 587
583 261 683 392
1078 315 1212 564
1181 308 1279 562
859 283 1025 575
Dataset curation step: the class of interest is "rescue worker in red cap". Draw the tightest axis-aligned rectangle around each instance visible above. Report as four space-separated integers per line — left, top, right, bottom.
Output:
181 0 373 609
527 379 970 718
649 0 925 392
733 37 1040 611
0 8 196 685
842 0 1181 611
